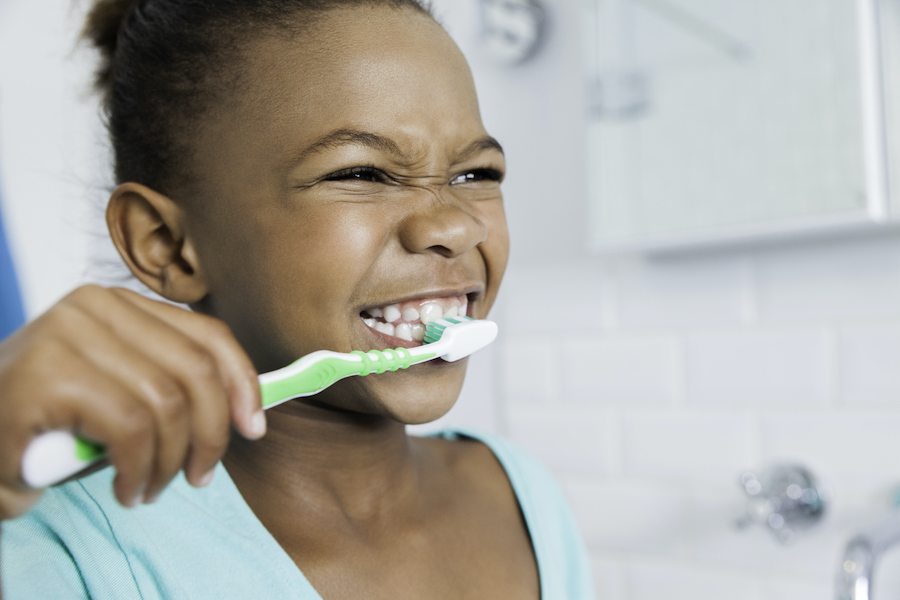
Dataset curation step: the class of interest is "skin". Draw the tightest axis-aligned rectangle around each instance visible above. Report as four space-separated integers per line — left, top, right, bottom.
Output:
0 5 534 599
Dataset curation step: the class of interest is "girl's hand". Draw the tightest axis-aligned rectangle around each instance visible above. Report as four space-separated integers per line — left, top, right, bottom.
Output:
0 285 265 521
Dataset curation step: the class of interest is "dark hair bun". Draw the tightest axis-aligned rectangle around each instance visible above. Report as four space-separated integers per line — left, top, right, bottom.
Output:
83 0 140 95
82 0 434 192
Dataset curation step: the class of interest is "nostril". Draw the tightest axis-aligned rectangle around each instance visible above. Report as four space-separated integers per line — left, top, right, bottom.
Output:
398 203 487 257
425 244 456 258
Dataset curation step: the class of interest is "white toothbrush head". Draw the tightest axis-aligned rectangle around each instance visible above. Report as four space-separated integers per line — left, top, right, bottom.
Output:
423 317 498 361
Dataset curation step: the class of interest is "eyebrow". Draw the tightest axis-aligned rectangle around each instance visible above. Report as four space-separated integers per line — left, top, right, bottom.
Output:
456 136 505 161
294 128 505 163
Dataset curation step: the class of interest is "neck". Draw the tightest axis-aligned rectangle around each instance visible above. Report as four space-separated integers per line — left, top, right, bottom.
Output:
223 399 424 523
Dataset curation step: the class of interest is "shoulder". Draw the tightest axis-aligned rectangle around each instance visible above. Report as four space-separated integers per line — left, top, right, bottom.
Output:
422 427 563 502
419 427 596 600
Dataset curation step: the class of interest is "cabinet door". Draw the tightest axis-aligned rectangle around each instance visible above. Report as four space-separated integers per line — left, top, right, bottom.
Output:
586 0 888 252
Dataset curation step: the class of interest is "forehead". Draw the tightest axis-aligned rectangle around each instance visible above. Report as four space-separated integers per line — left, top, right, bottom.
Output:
217 7 485 162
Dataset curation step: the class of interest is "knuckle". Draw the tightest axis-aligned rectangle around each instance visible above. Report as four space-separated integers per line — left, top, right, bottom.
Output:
115 404 155 445
181 347 219 383
64 284 103 307
205 317 232 338
144 372 185 404
157 394 190 426
44 301 81 329
141 375 188 421
192 427 230 458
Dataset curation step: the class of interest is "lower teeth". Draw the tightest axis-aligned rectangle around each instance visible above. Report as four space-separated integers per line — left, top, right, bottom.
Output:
395 322 412 341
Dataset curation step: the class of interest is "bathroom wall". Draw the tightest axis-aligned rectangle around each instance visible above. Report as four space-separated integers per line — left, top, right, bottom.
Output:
430 0 900 598
0 0 107 316
4 0 900 597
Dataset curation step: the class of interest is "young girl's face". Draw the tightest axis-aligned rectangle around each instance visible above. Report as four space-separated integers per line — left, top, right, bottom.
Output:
180 6 508 423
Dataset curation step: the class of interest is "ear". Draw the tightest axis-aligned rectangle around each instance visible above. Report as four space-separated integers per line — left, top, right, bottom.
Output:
106 182 208 304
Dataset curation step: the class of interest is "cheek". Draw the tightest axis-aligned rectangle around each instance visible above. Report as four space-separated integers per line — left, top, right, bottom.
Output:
261 206 387 324
193 200 389 364
477 202 510 316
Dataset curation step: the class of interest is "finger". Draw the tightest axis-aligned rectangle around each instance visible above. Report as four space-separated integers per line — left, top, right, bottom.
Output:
51 304 198 498
32 344 158 507
62 289 233 492
108 288 265 441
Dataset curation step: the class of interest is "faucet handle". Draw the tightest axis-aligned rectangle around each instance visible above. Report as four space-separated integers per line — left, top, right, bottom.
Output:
736 464 830 544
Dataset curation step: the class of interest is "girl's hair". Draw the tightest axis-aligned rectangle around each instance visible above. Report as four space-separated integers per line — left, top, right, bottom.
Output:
83 0 434 194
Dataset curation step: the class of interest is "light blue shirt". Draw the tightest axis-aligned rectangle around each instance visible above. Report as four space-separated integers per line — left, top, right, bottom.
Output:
2 427 594 599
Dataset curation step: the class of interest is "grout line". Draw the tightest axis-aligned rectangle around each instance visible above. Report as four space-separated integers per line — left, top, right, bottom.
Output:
826 325 842 410
547 339 564 406
739 254 760 327
671 334 688 407
606 409 625 477
747 412 762 468
601 259 621 331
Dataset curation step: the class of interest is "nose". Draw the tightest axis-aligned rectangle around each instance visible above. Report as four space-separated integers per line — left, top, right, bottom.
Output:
398 192 488 258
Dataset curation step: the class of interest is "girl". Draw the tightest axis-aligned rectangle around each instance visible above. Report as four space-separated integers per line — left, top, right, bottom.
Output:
0 1 593 598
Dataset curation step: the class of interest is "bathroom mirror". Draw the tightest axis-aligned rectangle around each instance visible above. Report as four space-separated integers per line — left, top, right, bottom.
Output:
585 0 899 252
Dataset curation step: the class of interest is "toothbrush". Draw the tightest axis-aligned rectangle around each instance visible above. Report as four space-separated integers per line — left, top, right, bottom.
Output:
21 316 498 489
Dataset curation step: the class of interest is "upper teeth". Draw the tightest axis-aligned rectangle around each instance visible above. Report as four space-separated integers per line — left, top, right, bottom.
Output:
384 305 402 323
361 295 468 341
419 303 443 325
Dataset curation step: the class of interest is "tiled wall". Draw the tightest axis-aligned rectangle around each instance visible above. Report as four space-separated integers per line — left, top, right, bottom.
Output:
497 240 900 598
427 0 900 597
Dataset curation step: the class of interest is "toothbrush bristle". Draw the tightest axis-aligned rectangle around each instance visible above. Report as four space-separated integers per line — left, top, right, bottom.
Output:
424 316 472 344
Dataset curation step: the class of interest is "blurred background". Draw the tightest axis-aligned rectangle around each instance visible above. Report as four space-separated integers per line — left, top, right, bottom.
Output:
4 0 900 597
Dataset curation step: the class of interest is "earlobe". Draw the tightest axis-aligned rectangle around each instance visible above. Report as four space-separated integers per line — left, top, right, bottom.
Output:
106 183 209 304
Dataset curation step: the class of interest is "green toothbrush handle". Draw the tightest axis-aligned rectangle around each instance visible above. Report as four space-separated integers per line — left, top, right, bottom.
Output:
260 346 437 408
21 346 438 488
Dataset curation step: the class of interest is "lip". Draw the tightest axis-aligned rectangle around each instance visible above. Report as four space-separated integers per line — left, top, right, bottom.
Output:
358 284 484 316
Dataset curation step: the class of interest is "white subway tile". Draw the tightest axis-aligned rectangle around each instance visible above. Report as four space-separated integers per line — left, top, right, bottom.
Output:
559 479 689 551
674 506 847 581
756 236 900 322
499 261 612 336
760 414 900 498
627 559 765 600
686 330 831 406
590 556 627 600
615 253 748 329
765 579 833 600
872 543 900 598
840 325 900 406
629 561 833 600
560 336 680 406
565 479 847 582
506 407 609 474
500 337 559 405
623 413 754 483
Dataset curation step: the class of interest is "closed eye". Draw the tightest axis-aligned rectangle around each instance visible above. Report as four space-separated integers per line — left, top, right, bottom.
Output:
323 166 391 184
450 168 504 186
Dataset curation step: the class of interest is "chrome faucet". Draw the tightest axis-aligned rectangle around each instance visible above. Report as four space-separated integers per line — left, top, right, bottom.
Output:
837 510 900 600
737 464 828 544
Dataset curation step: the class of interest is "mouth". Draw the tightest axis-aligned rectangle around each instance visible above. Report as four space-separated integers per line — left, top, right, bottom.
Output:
360 294 470 344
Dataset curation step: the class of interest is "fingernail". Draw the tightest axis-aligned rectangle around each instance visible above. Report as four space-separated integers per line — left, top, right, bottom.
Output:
144 491 161 504
196 468 215 488
251 411 267 438
127 485 145 508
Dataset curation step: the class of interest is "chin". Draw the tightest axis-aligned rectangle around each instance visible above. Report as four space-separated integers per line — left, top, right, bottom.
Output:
382 394 459 425
365 362 467 425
